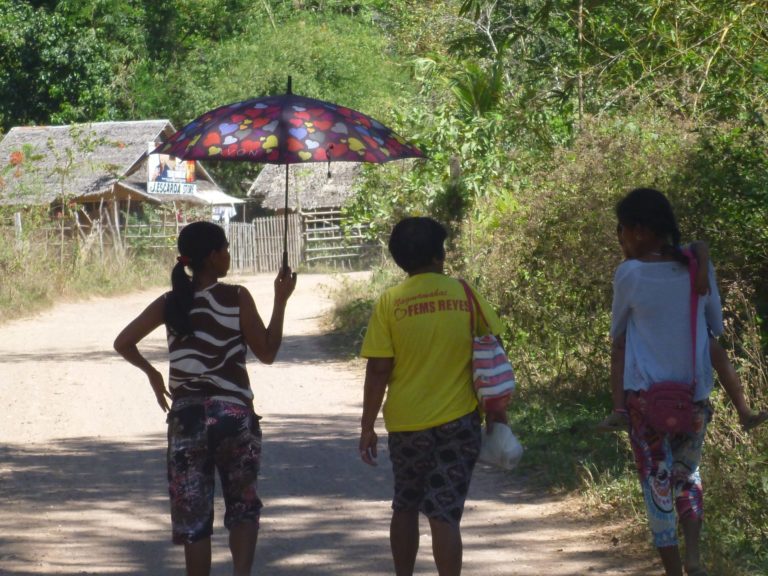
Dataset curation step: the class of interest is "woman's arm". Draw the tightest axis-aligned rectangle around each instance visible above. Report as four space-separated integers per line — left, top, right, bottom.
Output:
610 333 627 411
359 357 394 466
113 295 170 412
240 268 297 364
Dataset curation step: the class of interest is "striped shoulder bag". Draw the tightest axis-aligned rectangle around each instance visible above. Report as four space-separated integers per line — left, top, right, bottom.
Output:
459 279 515 411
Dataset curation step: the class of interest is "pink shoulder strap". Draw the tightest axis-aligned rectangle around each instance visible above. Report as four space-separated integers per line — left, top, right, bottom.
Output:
682 248 700 386
459 279 489 336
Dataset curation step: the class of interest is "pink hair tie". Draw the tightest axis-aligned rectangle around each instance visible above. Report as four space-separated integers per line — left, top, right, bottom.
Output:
177 255 191 266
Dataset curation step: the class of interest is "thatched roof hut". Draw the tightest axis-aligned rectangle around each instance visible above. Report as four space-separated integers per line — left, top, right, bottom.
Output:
0 120 223 208
249 162 362 212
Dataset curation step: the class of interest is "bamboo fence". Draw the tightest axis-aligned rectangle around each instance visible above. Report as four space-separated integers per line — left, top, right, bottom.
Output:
226 213 301 273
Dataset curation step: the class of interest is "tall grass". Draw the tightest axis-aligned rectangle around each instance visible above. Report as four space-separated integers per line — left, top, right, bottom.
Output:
0 223 170 324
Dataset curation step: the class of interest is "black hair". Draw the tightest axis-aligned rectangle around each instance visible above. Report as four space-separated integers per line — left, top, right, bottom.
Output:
388 217 447 273
165 221 228 336
616 188 688 265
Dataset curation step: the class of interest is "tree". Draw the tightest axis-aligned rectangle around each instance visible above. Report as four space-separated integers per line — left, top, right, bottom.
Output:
0 2 116 129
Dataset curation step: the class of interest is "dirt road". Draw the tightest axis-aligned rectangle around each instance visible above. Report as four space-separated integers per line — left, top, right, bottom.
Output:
0 272 660 575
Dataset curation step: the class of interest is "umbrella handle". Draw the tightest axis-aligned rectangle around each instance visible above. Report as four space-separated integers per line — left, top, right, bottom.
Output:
282 163 289 275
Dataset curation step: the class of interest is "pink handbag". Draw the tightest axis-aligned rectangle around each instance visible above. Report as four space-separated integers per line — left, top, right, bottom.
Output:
643 251 699 435
459 280 515 412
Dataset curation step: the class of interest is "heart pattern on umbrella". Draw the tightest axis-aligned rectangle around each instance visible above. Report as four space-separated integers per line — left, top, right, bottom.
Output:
155 94 423 165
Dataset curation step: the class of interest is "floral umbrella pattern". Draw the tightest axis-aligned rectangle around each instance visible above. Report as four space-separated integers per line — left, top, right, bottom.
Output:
154 94 424 165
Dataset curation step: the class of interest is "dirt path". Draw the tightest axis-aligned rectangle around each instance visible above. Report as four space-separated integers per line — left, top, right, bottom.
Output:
0 272 660 575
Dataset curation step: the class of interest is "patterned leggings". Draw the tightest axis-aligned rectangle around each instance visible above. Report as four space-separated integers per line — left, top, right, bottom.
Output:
626 392 711 548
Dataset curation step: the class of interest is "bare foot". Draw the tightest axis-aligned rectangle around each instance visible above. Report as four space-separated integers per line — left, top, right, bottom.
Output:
740 410 768 432
596 412 629 433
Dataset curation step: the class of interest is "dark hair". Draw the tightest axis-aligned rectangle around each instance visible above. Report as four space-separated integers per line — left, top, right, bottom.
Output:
388 217 447 273
166 221 228 336
616 188 688 264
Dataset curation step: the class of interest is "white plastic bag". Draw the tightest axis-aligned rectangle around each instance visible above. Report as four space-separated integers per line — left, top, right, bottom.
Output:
478 423 523 470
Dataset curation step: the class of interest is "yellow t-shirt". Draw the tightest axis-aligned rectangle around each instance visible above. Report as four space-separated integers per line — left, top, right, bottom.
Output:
361 273 504 432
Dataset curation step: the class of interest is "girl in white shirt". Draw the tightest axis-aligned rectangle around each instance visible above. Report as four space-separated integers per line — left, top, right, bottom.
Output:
609 188 715 576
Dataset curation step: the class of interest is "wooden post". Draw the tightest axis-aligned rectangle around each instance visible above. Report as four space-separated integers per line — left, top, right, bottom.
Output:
98 198 104 261
13 212 22 250
60 216 65 266
112 199 122 252
124 196 131 249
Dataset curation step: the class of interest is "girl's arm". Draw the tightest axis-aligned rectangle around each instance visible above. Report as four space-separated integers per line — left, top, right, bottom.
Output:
113 296 170 412
610 333 627 411
596 332 629 432
240 268 297 364
689 240 711 295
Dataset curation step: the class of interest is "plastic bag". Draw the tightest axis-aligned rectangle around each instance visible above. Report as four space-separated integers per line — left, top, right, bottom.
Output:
478 423 523 470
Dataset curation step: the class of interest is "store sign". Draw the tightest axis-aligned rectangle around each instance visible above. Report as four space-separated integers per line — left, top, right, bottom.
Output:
147 142 197 195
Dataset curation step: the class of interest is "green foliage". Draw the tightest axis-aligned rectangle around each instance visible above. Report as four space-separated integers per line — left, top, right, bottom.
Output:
671 123 768 297
142 0 259 64
0 1 117 127
131 12 411 122
579 0 768 120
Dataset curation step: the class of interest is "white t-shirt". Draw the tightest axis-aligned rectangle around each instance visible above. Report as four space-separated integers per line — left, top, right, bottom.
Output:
610 258 723 401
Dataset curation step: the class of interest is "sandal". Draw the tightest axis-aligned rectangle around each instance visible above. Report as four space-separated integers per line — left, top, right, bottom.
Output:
741 410 768 433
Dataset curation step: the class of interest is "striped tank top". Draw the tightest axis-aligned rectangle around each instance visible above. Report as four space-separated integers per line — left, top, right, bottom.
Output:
166 282 252 405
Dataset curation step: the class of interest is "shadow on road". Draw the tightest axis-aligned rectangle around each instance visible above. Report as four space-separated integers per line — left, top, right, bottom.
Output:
0 411 652 575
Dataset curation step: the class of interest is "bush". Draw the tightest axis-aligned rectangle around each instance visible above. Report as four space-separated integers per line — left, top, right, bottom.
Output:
324 263 402 348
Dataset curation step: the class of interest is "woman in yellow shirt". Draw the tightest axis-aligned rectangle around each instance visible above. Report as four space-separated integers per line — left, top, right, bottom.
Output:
359 216 506 576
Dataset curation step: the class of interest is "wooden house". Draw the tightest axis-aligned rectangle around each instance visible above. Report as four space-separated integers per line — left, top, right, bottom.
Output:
247 162 377 268
249 162 362 214
0 120 236 224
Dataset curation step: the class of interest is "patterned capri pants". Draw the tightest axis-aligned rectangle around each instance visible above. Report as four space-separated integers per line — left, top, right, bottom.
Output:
626 392 712 548
166 397 263 544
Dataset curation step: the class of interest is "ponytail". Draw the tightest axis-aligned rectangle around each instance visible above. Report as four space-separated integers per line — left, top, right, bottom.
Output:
164 221 228 337
166 260 195 336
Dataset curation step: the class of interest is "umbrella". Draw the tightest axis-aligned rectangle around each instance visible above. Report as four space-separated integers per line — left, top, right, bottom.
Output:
153 77 424 269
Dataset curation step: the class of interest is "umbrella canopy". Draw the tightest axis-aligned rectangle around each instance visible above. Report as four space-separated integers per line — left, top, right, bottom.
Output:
153 77 424 269
154 80 423 165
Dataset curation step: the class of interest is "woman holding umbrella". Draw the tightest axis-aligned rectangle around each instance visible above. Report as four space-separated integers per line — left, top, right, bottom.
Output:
114 221 296 576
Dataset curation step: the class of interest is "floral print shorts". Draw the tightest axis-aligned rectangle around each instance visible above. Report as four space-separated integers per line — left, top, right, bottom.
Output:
166 398 263 544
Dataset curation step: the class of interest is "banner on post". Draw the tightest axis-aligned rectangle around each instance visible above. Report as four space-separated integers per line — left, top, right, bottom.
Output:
147 142 197 195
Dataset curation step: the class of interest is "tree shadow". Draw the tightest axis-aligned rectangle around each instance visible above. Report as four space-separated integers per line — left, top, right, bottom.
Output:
0 436 174 575
0 411 656 575
0 331 357 366
262 332 359 365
